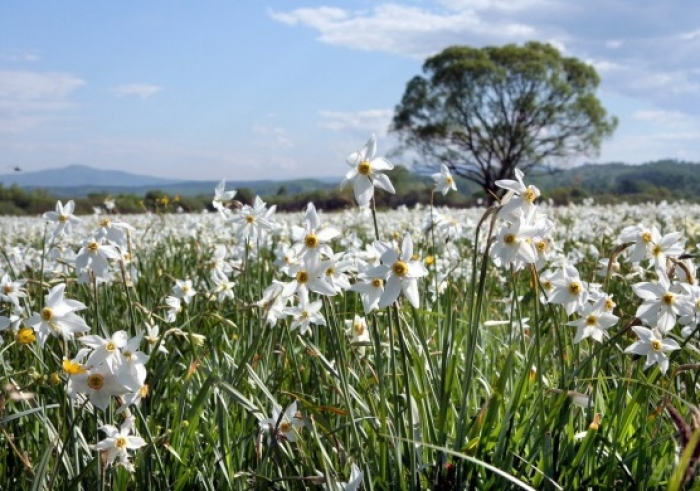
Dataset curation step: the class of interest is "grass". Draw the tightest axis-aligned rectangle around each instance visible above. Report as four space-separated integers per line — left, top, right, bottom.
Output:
0 197 699 490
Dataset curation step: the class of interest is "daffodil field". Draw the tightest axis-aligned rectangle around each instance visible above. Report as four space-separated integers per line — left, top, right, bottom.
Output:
2 136 700 490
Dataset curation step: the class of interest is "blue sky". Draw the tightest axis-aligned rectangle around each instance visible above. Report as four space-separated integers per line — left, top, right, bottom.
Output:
1 1 700 181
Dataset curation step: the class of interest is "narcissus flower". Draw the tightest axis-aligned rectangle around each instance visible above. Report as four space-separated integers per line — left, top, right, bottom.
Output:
92 416 146 472
284 289 326 336
0 274 27 307
341 134 395 207
260 400 305 443
229 196 276 241
624 326 680 374
632 272 684 333
362 234 428 309
495 169 540 220
67 363 132 410
43 200 82 237
432 164 457 195
212 179 237 215
567 300 619 343
291 202 341 260
27 283 90 348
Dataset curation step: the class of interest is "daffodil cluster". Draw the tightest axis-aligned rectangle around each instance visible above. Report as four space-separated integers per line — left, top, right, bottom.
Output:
490 170 623 347
63 329 149 412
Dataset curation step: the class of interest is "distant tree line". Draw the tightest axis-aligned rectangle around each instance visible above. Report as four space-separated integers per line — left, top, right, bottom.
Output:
0 162 699 217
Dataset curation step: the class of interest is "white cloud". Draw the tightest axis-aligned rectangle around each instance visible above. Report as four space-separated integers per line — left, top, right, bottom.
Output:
0 71 85 133
269 6 348 26
438 0 550 12
632 109 691 125
318 109 394 135
588 59 625 73
599 131 700 163
679 28 700 41
270 1 700 118
251 122 294 148
111 83 162 99
0 50 41 62
0 70 84 101
627 71 700 95
269 4 536 58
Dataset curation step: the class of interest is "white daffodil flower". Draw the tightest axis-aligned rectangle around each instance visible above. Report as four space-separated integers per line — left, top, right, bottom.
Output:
340 134 395 207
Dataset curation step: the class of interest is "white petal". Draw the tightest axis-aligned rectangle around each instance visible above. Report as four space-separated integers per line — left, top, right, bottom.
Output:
401 235 413 262
371 157 393 171
379 275 402 308
373 173 395 194
354 177 374 207
364 134 377 159
402 279 420 308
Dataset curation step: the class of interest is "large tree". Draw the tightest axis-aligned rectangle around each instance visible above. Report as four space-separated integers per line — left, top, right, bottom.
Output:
391 41 618 199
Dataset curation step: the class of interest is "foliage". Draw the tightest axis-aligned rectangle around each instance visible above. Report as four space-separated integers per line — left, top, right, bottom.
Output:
2 160 700 218
392 41 618 198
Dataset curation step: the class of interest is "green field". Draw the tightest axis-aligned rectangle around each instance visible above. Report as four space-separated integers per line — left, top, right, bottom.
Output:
1 180 700 489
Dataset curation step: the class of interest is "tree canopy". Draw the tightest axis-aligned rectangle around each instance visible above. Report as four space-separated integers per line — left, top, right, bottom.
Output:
391 41 618 199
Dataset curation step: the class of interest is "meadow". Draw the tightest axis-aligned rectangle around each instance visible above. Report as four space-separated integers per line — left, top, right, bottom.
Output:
2 143 700 490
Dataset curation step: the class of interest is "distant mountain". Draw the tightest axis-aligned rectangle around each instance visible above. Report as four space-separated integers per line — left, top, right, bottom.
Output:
0 165 339 198
528 160 700 197
5 160 700 201
0 165 181 188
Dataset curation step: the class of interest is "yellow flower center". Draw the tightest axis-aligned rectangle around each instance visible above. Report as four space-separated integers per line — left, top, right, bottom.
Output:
139 384 149 398
115 436 128 450
650 339 663 352
446 176 454 185
59 214 68 222
123 350 134 360
100 219 111 228
542 280 552 291
641 231 652 243
41 307 54 322
425 255 435 265
357 161 371 176
372 278 383 288
63 359 87 375
87 374 105 390
106 341 116 352
568 282 583 295
245 214 255 224
325 267 335 276
662 293 675 305
296 271 309 284
392 261 409 277
503 233 516 245
354 323 365 335
17 328 35 345
3 285 13 294
304 234 318 248
523 188 537 203
585 315 597 326
604 298 615 311
536 240 547 252
652 245 662 257
88 241 99 252
279 421 292 433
